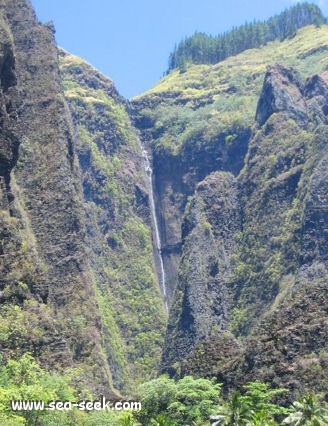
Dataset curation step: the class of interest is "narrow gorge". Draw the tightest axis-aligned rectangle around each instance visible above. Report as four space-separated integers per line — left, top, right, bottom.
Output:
139 141 168 311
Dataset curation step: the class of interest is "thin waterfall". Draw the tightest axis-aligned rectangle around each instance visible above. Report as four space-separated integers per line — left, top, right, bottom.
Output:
140 142 168 312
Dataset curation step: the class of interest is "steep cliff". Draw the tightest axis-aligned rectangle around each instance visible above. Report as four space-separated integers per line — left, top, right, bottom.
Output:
0 0 116 395
132 25 328 308
130 23 328 397
221 71 328 395
159 62 328 398
162 171 240 373
0 0 168 395
59 50 166 391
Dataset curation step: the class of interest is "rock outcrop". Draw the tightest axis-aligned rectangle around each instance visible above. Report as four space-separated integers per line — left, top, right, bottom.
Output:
162 171 240 373
255 64 308 127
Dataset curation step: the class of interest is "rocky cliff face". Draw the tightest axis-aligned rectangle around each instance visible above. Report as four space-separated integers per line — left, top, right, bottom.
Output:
132 25 328 311
158 63 328 398
0 0 116 395
131 24 328 395
255 64 308 127
0 3 17 199
132 105 250 306
0 0 167 395
161 171 240 372
59 50 166 392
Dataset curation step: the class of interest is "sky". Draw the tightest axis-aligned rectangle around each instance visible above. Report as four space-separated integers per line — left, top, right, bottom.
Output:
30 0 328 99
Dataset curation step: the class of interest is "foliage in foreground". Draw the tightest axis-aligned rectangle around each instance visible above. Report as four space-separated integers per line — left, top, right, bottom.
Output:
136 375 222 425
135 376 328 426
0 354 327 425
0 353 136 425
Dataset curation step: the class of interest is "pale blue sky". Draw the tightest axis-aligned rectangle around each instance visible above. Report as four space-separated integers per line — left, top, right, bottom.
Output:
30 1 328 98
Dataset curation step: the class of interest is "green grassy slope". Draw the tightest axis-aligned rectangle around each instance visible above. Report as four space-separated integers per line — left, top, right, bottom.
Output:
133 25 328 155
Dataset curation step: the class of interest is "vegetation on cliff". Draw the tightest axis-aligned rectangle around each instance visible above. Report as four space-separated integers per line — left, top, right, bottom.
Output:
134 25 328 156
133 21 328 400
59 51 166 392
1 0 328 420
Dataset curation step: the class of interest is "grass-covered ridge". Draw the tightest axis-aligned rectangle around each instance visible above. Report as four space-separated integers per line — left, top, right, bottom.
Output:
167 2 325 71
133 25 328 155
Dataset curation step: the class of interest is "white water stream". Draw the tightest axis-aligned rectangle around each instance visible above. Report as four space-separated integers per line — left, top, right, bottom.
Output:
140 144 169 312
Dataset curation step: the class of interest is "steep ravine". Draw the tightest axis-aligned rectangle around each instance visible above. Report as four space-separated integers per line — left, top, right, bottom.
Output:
139 141 169 311
132 104 250 305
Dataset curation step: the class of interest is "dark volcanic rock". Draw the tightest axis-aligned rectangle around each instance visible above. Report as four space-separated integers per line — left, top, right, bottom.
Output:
160 62 328 397
161 171 240 373
255 64 308 127
0 7 18 206
145 126 250 305
221 280 328 401
0 0 113 396
300 152 328 269
304 72 328 124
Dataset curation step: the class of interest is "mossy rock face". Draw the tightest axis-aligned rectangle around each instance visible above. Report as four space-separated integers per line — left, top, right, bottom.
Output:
161 171 240 373
158 50 328 397
0 0 116 396
60 50 166 393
